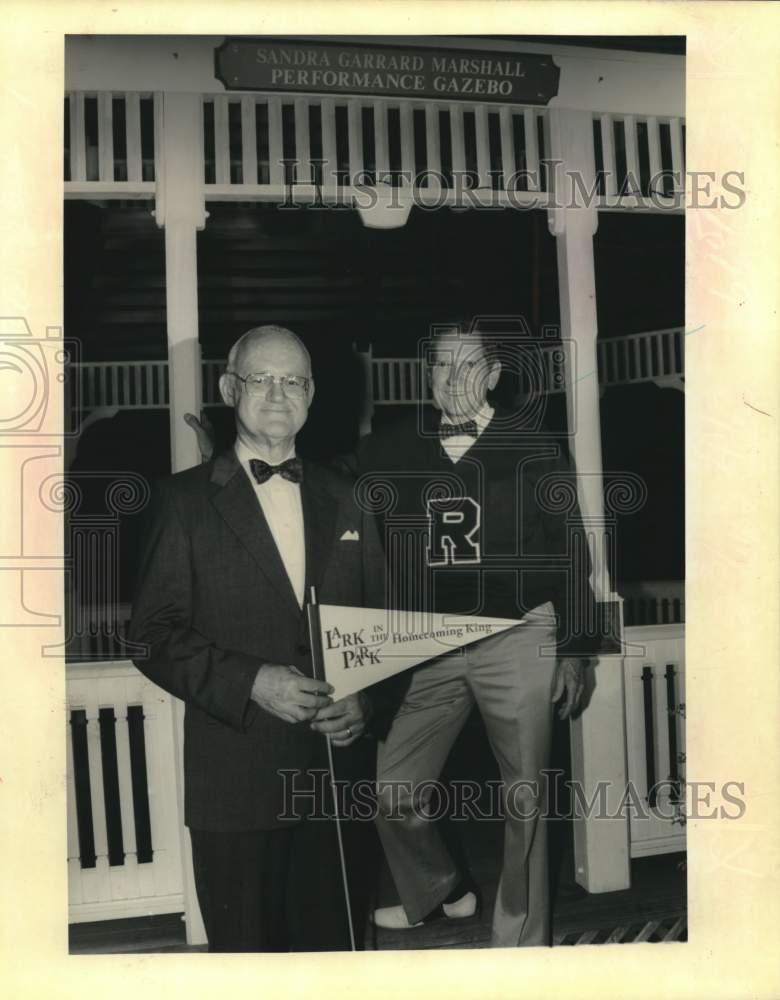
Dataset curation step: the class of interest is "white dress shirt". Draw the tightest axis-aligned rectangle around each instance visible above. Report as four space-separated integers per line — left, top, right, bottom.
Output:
440 404 494 463
235 439 305 608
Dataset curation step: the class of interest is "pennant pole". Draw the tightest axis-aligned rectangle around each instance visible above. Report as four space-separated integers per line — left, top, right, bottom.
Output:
306 586 356 952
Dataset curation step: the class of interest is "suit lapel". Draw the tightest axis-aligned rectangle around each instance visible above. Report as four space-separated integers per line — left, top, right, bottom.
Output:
301 461 340 604
209 448 301 616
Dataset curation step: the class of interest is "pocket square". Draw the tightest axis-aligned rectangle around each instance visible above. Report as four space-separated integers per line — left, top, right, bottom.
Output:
340 529 360 541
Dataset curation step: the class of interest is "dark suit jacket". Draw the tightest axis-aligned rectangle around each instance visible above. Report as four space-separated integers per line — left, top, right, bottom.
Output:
129 448 386 831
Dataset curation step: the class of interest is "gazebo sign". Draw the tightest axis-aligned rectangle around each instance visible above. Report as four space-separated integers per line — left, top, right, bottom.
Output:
215 39 560 105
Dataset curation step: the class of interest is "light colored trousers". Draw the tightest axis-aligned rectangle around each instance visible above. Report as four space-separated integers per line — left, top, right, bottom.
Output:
375 606 558 947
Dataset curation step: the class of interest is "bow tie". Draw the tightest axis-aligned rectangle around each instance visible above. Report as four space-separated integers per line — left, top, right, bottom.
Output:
439 420 479 440
249 457 304 485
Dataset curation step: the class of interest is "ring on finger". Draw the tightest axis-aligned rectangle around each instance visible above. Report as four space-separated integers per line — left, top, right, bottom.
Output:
345 726 353 739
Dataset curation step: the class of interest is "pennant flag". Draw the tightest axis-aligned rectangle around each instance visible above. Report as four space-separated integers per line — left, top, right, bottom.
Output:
317 604 529 701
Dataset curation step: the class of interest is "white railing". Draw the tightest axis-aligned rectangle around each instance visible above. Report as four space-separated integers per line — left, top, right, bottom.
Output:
622 623 686 857
201 93 553 205
73 360 169 410
64 91 162 197
597 328 683 389
72 327 683 416
63 90 684 214
593 113 685 212
67 659 184 923
620 580 685 626
64 603 135 663
65 621 685 928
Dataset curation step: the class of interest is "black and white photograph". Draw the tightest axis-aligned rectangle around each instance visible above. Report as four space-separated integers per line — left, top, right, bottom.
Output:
1 6 778 999
62 31 687 954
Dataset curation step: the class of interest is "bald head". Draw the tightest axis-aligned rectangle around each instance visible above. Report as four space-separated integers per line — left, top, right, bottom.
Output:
227 325 312 378
219 324 315 457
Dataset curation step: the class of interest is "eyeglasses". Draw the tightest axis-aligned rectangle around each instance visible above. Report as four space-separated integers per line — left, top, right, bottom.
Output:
428 358 482 380
229 372 312 398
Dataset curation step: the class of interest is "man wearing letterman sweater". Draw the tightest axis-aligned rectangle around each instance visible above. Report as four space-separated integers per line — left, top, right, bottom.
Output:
360 323 600 947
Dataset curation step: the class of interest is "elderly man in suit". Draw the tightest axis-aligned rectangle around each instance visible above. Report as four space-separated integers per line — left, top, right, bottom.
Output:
129 325 385 952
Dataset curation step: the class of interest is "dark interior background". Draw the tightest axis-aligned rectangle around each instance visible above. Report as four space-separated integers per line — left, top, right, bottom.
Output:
65 199 684 598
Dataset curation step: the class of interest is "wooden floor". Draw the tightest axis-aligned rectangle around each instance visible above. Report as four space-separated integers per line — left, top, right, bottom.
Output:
368 819 686 950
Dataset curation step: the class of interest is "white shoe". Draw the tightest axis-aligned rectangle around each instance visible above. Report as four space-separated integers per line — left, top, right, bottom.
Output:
371 904 423 929
371 891 479 930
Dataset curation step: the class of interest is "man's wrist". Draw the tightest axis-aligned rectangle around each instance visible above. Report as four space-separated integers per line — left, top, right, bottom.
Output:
251 663 273 703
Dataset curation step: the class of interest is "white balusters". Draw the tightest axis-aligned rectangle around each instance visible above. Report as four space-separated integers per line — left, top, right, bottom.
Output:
669 118 684 193
267 97 284 186
373 100 389 183
240 95 258 186
598 114 617 199
213 96 231 185
152 92 163 184
188 94 555 204
70 93 87 182
499 107 515 188
66 717 84 906
65 90 160 192
83 682 111 903
67 662 185 922
293 98 312 185
475 105 490 188
523 108 539 190
449 104 466 176
69 327 683 415
399 103 414 186
65 89 681 214
424 104 441 183
97 92 114 182
145 362 155 406
646 116 662 190
347 100 363 182
126 93 142 183
623 115 640 196
622 624 686 856
320 98 338 189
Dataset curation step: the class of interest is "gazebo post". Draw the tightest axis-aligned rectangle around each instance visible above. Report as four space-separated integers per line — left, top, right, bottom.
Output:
154 91 209 945
548 108 631 893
